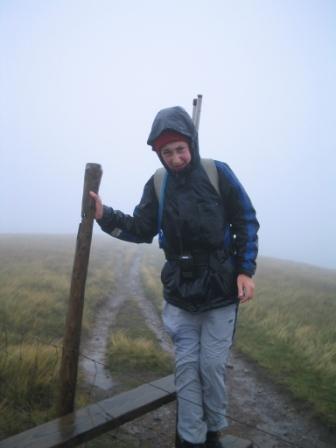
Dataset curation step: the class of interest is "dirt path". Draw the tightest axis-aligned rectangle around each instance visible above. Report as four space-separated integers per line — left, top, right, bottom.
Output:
79 250 172 400
226 352 336 448
80 249 336 448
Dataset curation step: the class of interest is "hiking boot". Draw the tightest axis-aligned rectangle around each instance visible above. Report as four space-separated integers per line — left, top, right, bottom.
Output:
205 431 224 448
176 434 205 447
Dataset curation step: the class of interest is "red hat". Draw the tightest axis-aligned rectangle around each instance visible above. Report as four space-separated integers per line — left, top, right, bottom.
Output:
152 130 189 151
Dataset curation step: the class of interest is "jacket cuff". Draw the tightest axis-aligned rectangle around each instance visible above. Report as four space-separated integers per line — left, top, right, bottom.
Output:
96 205 115 226
237 270 253 278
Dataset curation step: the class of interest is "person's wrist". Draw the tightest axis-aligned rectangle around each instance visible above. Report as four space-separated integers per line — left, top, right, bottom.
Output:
238 271 252 278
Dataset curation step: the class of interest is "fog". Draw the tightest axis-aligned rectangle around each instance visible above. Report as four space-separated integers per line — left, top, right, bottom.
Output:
1 0 335 269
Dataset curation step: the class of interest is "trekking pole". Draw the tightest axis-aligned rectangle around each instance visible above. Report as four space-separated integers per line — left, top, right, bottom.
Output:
58 163 103 416
192 94 203 131
175 95 203 448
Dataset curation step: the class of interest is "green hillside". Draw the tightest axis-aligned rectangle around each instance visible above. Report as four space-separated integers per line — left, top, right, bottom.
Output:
236 257 336 427
0 234 122 437
0 235 335 439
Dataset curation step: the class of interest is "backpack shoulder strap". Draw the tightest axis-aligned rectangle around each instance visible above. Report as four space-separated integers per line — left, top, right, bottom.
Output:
154 167 167 199
154 167 168 248
201 158 220 196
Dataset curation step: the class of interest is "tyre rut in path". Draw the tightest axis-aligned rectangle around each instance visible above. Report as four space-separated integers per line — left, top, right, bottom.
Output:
127 252 173 355
79 250 172 398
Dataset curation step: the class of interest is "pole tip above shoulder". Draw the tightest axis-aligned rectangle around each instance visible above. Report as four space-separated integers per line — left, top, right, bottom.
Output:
85 163 102 172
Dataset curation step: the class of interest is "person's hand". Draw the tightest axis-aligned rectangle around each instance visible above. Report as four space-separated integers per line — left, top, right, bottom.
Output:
237 274 255 303
89 191 103 220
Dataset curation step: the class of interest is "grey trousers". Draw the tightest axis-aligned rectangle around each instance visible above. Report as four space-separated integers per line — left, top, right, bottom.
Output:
162 302 238 444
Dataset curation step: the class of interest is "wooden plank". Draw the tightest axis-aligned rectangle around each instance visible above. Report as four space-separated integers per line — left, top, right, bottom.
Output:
0 375 176 448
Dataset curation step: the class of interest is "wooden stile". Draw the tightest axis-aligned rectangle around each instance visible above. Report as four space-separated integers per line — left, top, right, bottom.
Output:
0 375 252 447
0 376 176 448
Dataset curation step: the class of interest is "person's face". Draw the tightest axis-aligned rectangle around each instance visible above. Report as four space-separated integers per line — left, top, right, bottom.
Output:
160 141 192 172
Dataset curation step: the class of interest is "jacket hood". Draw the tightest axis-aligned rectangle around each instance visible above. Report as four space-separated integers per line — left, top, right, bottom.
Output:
147 106 200 171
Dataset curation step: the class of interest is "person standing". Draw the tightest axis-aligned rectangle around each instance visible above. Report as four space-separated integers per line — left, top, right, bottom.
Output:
90 105 259 448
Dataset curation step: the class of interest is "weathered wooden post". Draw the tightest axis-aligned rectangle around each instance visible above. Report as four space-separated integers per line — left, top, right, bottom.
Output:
57 163 103 416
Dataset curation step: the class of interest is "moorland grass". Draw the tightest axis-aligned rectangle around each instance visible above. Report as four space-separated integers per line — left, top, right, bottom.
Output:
236 257 336 427
139 244 165 312
0 234 126 438
0 234 121 342
106 298 173 389
1 234 335 438
0 343 59 435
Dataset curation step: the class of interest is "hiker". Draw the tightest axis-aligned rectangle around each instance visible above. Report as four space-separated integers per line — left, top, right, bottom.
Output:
90 105 259 448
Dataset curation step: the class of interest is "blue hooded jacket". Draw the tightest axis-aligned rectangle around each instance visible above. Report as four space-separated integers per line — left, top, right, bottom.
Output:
98 106 259 311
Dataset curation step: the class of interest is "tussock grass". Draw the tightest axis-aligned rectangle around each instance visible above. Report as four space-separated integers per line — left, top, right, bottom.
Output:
139 244 164 312
106 298 173 388
0 343 59 405
0 343 60 435
2 234 335 437
0 234 120 343
0 234 127 438
109 331 171 372
236 257 336 427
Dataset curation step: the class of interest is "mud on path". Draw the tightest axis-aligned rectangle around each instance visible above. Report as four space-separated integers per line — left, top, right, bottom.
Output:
80 248 336 448
79 249 173 400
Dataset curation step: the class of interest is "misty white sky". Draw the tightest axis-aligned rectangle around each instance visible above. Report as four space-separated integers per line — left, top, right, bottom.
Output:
1 0 335 269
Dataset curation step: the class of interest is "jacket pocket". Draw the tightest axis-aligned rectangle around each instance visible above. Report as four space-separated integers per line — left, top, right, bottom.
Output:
161 261 211 305
209 255 237 299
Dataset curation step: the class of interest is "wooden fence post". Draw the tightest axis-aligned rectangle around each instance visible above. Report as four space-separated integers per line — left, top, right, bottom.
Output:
57 163 103 416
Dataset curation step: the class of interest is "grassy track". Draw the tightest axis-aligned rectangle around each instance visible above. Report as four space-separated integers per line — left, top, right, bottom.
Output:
106 298 173 390
85 298 174 448
0 234 171 446
1 235 335 439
